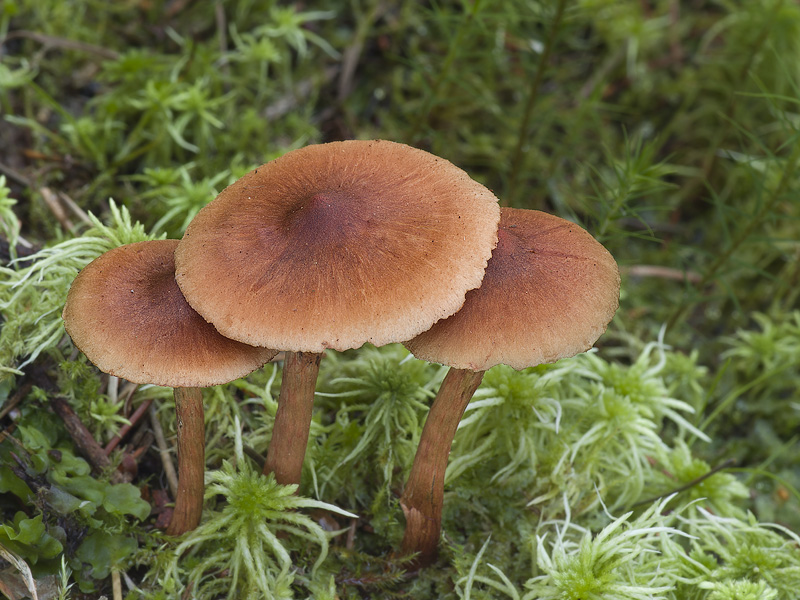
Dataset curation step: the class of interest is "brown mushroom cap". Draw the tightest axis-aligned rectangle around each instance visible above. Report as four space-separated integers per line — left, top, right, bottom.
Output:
404 208 620 371
62 240 277 387
174 140 501 352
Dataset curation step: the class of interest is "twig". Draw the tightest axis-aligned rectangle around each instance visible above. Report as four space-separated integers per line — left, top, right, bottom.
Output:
0 382 32 421
579 46 625 99
104 398 153 455
0 543 39 600
0 423 18 445
131 432 154 461
243 445 265 470
263 67 339 121
409 0 484 143
631 458 737 508
39 187 75 233
3 30 119 60
0 161 31 187
120 382 139 415
51 396 111 473
57 191 92 225
112 569 122 600
622 265 702 284
122 571 139 595
672 0 785 212
149 405 179 497
346 518 357 550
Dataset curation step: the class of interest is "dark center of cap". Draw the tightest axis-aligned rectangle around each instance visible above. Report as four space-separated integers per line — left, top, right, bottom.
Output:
281 190 368 246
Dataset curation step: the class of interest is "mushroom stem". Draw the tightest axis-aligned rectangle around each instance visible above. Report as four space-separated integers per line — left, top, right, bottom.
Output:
400 367 485 566
166 386 205 536
263 351 323 485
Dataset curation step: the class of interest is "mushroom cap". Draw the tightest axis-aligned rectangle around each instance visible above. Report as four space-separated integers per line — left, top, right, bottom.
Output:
404 208 620 371
62 240 277 387
174 140 501 352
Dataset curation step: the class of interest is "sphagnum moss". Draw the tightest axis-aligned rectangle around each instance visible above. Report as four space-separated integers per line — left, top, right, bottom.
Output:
161 418 356 599
2 1 800 597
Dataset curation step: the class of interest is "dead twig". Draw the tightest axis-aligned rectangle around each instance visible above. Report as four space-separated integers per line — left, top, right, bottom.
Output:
243 445 265 470
56 191 93 226
2 30 119 60
149 405 179 497
622 264 702 284
263 66 339 121
0 161 32 187
0 382 33 421
0 424 18 446
112 569 122 600
346 518 357 550
39 187 75 233
104 397 153 455
631 458 737 508
50 396 111 473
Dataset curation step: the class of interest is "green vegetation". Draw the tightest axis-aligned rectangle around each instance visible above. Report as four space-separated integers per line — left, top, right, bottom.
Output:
1 0 798 597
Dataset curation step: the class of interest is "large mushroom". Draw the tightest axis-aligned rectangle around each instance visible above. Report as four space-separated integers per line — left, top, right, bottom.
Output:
174 140 501 486
401 207 620 566
62 240 276 535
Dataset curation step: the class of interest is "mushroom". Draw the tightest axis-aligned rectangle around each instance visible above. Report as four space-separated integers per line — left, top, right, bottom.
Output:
401 207 620 566
62 240 276 535
174 139 501 486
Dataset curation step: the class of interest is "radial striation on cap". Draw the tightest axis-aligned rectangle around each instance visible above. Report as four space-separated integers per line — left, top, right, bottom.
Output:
63 240 277 388
404 208 620 371
174 140 501 352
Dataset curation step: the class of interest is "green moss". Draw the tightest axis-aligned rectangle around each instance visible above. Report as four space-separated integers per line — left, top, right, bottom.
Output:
1 0 799 596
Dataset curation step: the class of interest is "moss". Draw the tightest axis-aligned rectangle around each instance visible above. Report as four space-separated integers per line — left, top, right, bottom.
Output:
1 0 799 596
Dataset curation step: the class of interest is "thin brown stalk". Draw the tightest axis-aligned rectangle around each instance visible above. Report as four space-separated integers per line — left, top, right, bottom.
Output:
263 351 322 486
400 368 485 567
166 387 205 536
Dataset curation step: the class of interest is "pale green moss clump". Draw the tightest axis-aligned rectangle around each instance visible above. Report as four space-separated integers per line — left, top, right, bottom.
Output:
0 193 159 374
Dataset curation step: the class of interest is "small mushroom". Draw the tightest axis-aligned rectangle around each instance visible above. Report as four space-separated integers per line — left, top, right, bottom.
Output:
62 240 276 535
174 140 501 487
401 207 620 566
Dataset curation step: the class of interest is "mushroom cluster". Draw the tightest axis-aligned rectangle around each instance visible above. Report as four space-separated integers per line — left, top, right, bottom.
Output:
62 140 619 567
